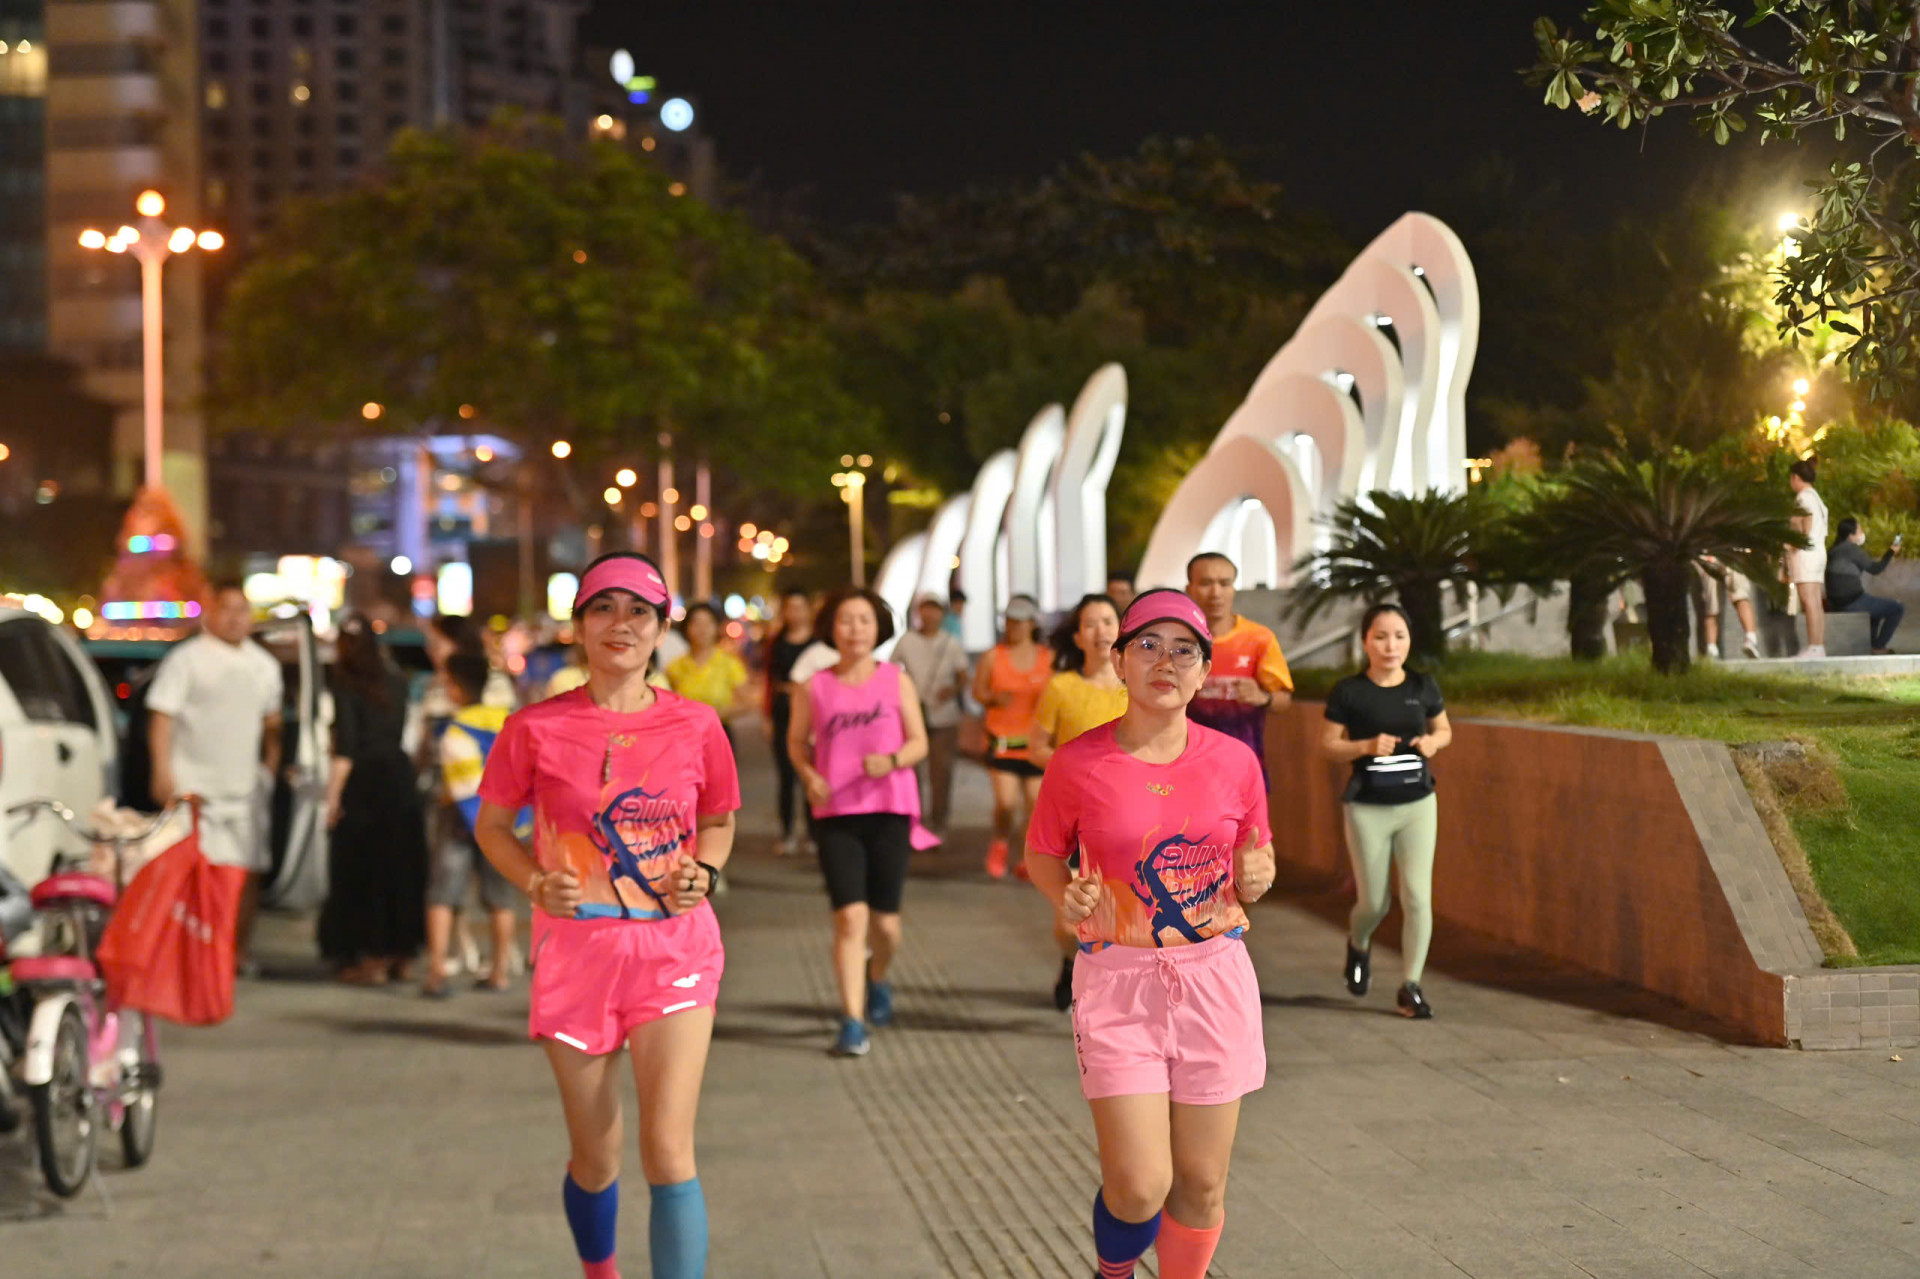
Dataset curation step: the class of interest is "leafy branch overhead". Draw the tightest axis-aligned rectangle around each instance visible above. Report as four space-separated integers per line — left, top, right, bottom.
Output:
1531 2 1920 398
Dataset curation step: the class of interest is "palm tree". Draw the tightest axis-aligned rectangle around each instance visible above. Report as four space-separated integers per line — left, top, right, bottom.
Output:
1288 489 1500 665
1520 452 1803 674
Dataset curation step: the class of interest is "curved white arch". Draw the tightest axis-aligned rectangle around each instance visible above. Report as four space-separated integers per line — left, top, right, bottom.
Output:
1216 371 1365 516
1005 405 1065 607
1383 214 1480 494
872 531 925 662
1303 258 1440 492
1137 436 1313 591
1051 363 1128 607
956 449 1018 652
1246 315 1403 496
915 493 972 601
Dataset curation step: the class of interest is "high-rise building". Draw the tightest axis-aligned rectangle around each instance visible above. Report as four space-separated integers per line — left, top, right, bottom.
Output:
199 0 587 256
0 2 47 350
41 0 208 541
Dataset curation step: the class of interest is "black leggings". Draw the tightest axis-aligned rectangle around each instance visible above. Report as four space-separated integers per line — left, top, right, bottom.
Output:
817 813 912 912
770 695 807 839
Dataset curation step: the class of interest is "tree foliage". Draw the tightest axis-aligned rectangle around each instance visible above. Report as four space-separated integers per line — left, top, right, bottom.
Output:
215 116 868 493
1287 490 1504 665
1513 450 1803 673
1532 2 1920 399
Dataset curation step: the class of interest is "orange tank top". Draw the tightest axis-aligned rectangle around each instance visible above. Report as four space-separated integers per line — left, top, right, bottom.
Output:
983 644 1051 757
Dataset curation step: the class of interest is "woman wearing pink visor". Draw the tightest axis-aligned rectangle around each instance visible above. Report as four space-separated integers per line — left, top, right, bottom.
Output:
474 551 739 1279
1025 587 1276 1279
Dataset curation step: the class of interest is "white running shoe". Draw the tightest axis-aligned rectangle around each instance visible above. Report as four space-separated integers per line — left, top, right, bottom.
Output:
1741 633 1762 659
1802 645 1827 659
1700 646 1717 661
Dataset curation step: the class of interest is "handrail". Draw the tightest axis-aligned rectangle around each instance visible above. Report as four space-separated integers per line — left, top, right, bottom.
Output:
1286 586 1556 665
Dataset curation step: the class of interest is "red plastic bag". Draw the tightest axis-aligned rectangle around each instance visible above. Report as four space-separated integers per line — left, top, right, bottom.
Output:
96 828 245 1026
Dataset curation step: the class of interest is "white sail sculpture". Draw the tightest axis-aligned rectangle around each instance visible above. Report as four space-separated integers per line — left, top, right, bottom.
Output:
866 212 1477 642
1138 212 1479 589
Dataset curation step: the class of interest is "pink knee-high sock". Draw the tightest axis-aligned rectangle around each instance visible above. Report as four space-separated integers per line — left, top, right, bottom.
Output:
1155 1210 1224 1279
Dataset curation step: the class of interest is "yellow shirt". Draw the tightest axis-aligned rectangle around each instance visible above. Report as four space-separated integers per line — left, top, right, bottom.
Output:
1033 671 1128 752
665 649 748 715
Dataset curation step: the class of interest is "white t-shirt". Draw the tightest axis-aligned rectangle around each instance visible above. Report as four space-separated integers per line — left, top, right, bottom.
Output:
146 633 285 801
788 641 839 687
1790 486 1830 581
1796 486 1829 547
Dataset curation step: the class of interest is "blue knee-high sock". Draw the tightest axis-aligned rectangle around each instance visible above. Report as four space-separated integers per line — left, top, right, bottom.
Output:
1092 1189 1160 1278
650 1177 709 1279
562 1172 619 1266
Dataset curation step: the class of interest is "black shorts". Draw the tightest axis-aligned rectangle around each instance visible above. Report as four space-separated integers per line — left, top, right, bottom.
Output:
817 813 912 913
984 749 1043 779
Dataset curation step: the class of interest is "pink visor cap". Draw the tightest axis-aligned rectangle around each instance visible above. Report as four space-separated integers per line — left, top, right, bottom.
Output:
1119 589 1211 644
573 556 670 614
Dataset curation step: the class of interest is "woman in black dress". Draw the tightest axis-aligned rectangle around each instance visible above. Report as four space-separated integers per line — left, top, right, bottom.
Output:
319 615 430 983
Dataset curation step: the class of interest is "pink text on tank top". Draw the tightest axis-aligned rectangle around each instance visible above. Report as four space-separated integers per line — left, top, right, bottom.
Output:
809 664 922 820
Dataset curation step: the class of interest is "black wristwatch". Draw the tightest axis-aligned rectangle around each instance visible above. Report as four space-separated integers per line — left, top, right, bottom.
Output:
696 861 723 895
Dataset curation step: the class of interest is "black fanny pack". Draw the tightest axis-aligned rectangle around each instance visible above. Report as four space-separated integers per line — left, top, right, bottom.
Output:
1348 745 1433 803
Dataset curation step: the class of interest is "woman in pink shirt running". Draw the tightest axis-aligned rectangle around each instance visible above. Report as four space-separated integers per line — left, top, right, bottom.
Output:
1026 588 1276 1279
787 586 930 1058
474 552 738 1279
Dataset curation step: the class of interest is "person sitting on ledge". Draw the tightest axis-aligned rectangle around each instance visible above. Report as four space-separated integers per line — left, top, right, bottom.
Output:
1825 517 1904 655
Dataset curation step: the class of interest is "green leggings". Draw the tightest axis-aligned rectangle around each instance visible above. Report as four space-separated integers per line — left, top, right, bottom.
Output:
1343 794 1438 984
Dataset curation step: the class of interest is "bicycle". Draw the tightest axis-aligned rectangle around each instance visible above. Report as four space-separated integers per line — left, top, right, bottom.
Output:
0 797 189 1198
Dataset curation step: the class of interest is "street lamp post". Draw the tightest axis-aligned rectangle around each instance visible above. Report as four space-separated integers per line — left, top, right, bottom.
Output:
78 190 222 493
832 454 873 587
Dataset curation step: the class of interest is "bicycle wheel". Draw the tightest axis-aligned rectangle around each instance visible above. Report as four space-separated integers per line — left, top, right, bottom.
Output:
118 1011 158 1168
29 1005 96 1197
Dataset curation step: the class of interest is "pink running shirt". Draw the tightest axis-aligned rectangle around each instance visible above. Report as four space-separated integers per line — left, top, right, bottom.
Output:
807 663 921 820
1028 721 1270 949
478 688 740 921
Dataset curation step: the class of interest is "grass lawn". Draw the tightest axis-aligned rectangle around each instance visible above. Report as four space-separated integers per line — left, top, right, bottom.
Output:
1290 652 1920 968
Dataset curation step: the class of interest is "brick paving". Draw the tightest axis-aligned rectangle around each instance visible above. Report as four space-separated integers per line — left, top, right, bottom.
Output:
6 740 1920 1276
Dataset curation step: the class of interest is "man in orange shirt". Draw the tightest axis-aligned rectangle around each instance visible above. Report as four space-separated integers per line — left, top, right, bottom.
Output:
1184 553 1292 785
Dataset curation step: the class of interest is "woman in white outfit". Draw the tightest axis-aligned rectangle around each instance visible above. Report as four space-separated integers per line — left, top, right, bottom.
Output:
1787 458 1828 658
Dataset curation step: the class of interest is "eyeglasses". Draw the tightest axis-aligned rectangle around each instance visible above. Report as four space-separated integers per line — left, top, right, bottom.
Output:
1128 634 1204 669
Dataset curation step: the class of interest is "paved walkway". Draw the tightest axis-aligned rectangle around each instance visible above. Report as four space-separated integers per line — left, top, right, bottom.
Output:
6 739 1920 1277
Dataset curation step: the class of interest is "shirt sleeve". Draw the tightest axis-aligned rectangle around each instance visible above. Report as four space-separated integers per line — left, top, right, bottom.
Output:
145 645 191 717
1237 750 1273 848
1025 756 1080 859
1321 678 1352 729
477 708 535 811
1032 678 1063 739
258 651 285 720
697 707 742 816
1421 675 1446 719
1257 632 1294 693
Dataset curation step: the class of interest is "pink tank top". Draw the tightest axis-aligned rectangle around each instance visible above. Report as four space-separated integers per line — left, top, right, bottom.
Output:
808 663 921 820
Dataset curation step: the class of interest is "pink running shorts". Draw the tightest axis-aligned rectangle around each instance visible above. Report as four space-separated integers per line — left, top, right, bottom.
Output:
528 905 725 1056
1069 932 1266 1104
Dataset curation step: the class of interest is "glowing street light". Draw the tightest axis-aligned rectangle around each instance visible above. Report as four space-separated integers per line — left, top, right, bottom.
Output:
551 440 572 459
604 486 622 505
362 401 383 420
1777 211 1802 231
1792 377 1811 396
615 467 637 488
77 189 223 491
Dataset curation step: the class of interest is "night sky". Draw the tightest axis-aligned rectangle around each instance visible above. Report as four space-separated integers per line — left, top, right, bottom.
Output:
581 1 1728 235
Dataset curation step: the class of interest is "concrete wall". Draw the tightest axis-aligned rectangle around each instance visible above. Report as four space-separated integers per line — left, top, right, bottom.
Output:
1266 705 1804 1044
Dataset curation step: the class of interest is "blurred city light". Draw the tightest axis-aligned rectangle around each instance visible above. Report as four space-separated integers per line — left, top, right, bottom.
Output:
604 486 622 505
136 189 165 217
551 440 572 459
391 556 412 575
616 467 637 487
196 230 223 251
362 402 382 420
